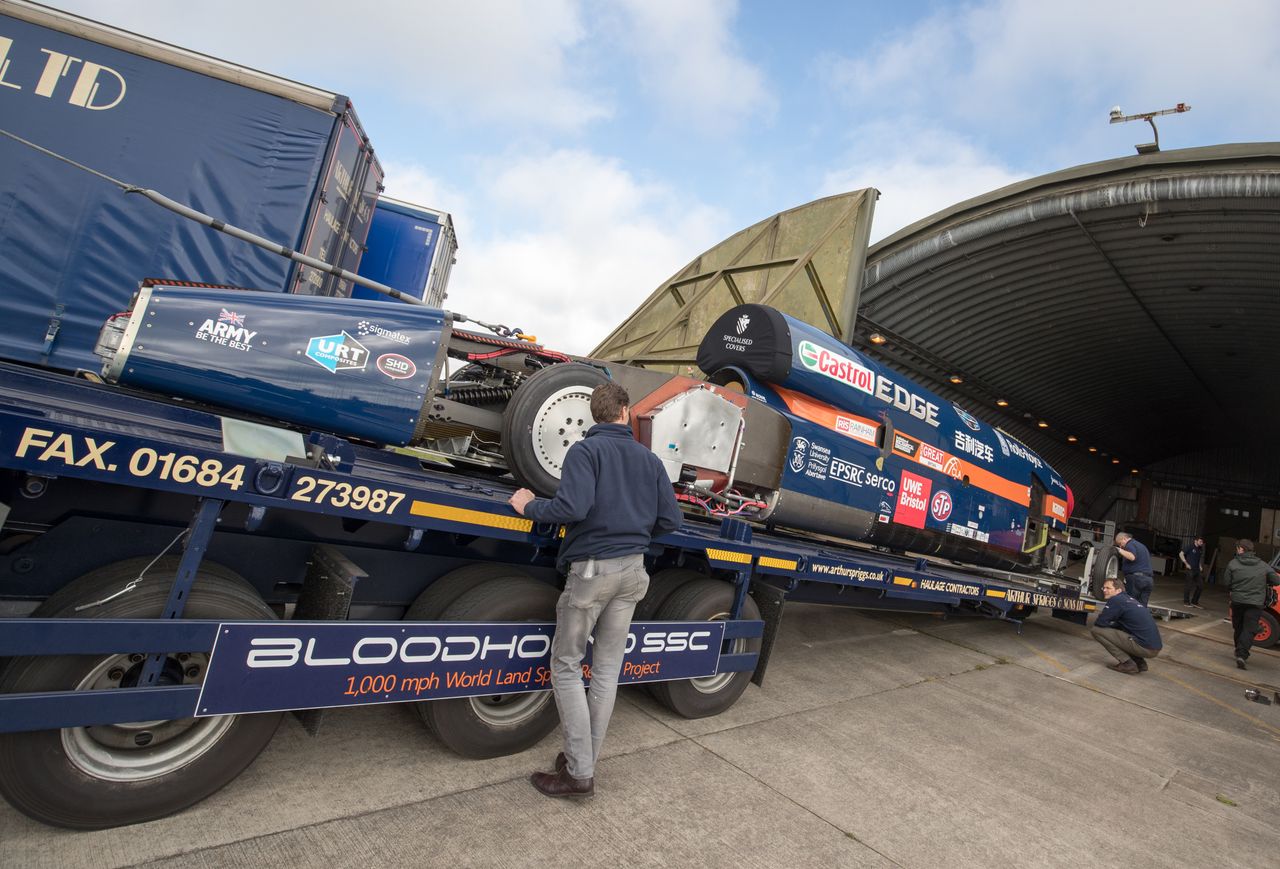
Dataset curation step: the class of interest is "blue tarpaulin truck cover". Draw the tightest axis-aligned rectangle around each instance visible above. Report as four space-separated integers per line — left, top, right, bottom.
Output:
0 0 381 371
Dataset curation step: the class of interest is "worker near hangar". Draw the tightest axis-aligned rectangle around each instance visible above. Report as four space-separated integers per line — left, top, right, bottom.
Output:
509 382 682 798
1090 576 1163 675
1221 539 1280 671
1114 531 1154 605
1179 536 1206 608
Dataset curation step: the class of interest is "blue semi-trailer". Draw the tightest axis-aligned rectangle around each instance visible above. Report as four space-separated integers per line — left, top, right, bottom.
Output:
0 0 1091 833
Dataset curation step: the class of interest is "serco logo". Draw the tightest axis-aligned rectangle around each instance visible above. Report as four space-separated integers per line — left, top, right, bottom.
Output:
736 314 751 335
931 490 953 521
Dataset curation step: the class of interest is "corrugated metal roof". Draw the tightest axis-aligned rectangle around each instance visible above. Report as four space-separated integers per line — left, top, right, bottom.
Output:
856 143 1280 512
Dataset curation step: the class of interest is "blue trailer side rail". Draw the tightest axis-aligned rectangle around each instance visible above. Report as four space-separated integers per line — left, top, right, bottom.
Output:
0 360 1091 733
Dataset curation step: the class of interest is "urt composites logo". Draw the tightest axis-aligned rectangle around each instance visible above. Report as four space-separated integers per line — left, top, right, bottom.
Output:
736 314 751 335
306 331 370 373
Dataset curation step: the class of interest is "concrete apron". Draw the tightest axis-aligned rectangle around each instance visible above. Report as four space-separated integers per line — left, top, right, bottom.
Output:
2 585 1278 869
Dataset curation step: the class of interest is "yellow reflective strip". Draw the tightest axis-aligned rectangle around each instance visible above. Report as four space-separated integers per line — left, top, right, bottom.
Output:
409 501 533 533
893 576 914 587
706 548 752 564
1085 603 1097 611
985 589 1007 599
758 556 798 571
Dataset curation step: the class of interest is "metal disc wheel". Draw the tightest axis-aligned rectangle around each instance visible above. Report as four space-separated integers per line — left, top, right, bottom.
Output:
0 558 282 829
501 363 610 496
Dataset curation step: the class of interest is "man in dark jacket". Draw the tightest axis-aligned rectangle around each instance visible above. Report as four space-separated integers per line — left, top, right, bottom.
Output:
1222 539 1280 670
510 382 682 798
1179 536 1206 608
1090 577 1163 674
1114 531 1154 605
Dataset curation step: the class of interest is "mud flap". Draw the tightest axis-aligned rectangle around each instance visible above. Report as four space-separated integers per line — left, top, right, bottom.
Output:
749 579 787 687
290 545 367 735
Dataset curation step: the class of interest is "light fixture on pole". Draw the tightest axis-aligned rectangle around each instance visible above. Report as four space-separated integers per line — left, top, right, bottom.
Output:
1108 102 1191 154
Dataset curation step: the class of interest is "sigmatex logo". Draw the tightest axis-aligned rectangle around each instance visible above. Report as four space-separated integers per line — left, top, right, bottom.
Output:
797 340 874 395
306 332 370 373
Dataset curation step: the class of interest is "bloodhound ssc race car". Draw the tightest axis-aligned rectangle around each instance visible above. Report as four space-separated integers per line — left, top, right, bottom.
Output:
96 284 1071 572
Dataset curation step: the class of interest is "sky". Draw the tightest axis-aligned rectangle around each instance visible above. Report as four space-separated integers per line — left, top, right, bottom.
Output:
49 0 1280 353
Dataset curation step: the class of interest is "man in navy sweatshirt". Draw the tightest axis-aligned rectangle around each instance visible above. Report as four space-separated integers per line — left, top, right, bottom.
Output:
509 381 682 798
1090 577 1163 675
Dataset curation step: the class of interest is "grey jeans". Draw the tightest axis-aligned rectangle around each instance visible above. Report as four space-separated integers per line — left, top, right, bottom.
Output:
1090 625 1160 663
550 553 649 780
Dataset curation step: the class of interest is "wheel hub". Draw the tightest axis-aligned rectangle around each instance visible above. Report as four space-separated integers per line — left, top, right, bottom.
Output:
530 387 594 477
61 652 233 782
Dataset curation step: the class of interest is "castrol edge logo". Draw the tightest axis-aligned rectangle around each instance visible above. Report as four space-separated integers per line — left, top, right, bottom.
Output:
798 340 941 427
799 340 874 393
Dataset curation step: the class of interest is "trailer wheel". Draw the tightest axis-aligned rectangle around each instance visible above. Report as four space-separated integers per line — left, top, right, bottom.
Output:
1089 548 1120 598
405 562 535 621
1254 611 1279 648
0 560 282 830
501 363 609 496
417 577 560 758
649 579 760 719
632 567 703 622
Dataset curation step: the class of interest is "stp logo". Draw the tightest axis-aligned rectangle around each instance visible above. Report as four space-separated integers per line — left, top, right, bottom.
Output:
376 353 417 380
930 490 953 521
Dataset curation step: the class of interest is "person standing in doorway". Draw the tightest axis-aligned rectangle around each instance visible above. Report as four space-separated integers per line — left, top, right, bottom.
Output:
1114 531 1154 606
509 382 682 798
1221 539 1280 670
1179 536 1206 608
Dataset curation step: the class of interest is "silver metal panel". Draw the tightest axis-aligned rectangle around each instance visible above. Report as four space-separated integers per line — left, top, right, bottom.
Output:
646 387 742 474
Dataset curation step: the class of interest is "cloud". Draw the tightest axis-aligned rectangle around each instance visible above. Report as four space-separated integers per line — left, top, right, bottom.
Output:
443 150 728 354
611 0 775 133
818 0 1280 151
818 124 1027 243
53 0 610 131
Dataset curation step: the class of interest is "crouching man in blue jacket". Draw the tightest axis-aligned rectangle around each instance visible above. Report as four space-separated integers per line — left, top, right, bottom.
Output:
1091 577 1163 675
510 381 682 798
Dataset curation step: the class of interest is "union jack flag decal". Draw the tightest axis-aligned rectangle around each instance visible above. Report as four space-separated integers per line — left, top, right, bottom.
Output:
218 308 245 327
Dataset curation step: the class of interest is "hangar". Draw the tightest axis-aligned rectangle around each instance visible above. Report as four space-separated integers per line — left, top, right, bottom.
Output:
594 143 1280 566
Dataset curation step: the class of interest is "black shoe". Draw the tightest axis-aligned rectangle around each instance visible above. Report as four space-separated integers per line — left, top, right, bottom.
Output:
1108 660 1140 675
531 767 594 798
1134 657 1148 673
1236 656 1248 670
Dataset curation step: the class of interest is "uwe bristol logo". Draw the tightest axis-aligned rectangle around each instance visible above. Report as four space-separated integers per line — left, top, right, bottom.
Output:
736 314 751 335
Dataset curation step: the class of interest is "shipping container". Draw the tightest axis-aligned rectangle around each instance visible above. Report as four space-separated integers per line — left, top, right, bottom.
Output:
0 0 382 371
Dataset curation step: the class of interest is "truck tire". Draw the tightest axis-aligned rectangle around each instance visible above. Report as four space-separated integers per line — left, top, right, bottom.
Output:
632 567 703 622
417 577 560 758
405 562 536 621
649 579 760 719
1089 548 1119 598
0 560 282 830
1254 611 1279 648
501 363 609 496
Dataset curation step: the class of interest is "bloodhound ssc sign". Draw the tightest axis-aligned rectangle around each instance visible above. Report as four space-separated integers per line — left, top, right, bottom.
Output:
195 620 726 716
